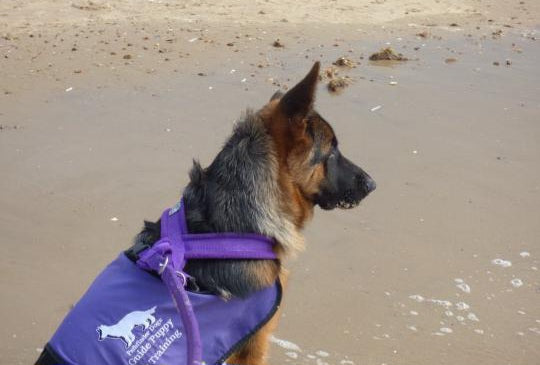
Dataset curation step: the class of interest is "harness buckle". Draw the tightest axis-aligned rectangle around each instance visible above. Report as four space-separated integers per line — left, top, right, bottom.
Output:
158 256 187 287
175 271 188 286
157 255 169 275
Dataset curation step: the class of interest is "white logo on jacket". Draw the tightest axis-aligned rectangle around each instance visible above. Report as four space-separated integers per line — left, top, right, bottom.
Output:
97 306 157 348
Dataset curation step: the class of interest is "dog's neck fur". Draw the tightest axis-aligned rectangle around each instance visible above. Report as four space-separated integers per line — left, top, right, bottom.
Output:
134 111 304 298
183 110 304 254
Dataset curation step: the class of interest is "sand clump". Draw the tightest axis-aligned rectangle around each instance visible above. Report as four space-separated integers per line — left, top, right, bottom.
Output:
321 66 339 80
320 65 352 93
492 29 503 39
369 47 408 61
333 56 356 68
327 77 351 93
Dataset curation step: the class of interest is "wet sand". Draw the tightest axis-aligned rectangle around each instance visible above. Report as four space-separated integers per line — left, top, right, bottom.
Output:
1 1 539 364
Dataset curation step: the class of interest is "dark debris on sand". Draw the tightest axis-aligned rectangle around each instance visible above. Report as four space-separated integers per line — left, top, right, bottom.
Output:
272 39 284 48
71 1 107 11
0 124 21 131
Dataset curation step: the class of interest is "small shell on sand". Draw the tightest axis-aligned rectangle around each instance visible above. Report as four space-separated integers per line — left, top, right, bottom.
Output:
492 258 512 267
510 278 523 288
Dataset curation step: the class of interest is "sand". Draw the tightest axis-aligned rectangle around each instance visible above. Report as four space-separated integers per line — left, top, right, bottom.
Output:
1 1 539 364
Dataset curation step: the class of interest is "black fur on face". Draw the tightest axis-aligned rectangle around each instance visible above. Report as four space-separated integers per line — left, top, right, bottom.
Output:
313 145 376 210
302 112 376 210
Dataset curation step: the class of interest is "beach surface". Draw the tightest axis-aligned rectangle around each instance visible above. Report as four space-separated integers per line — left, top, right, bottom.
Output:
1 1 539 364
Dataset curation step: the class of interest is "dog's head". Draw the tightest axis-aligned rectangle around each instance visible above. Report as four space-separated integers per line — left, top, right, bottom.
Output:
262 62 375 221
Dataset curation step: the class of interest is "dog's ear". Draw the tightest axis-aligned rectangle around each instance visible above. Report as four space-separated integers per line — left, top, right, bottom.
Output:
270 90 284 101
278 62 320 120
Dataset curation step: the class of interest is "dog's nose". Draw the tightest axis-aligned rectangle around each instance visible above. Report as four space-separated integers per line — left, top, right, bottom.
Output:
364 177 376 193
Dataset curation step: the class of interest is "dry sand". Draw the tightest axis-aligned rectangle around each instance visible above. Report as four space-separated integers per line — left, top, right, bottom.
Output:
1 1 539 364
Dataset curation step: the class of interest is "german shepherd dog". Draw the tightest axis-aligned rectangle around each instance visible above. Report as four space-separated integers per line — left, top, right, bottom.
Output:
35 62 375 365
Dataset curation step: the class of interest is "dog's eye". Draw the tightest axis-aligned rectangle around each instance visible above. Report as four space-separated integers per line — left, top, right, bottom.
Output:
320 150 335 165
329 146 339 158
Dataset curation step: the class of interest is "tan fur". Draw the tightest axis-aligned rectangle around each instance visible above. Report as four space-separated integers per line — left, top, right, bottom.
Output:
261 102 315 231
227 271 289 365
229 63 332 365
249 111 306 256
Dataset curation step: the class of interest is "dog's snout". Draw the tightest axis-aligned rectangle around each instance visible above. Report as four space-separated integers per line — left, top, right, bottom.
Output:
364 177 376 193
356 174 376 194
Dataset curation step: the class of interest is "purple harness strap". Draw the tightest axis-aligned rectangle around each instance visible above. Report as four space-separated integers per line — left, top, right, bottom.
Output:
136 201 277 365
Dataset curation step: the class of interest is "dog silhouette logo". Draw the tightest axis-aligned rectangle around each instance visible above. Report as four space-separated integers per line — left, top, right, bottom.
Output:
96 306 157 348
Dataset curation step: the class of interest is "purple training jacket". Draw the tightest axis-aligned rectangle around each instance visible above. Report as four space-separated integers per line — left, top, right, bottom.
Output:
39 201 281 365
